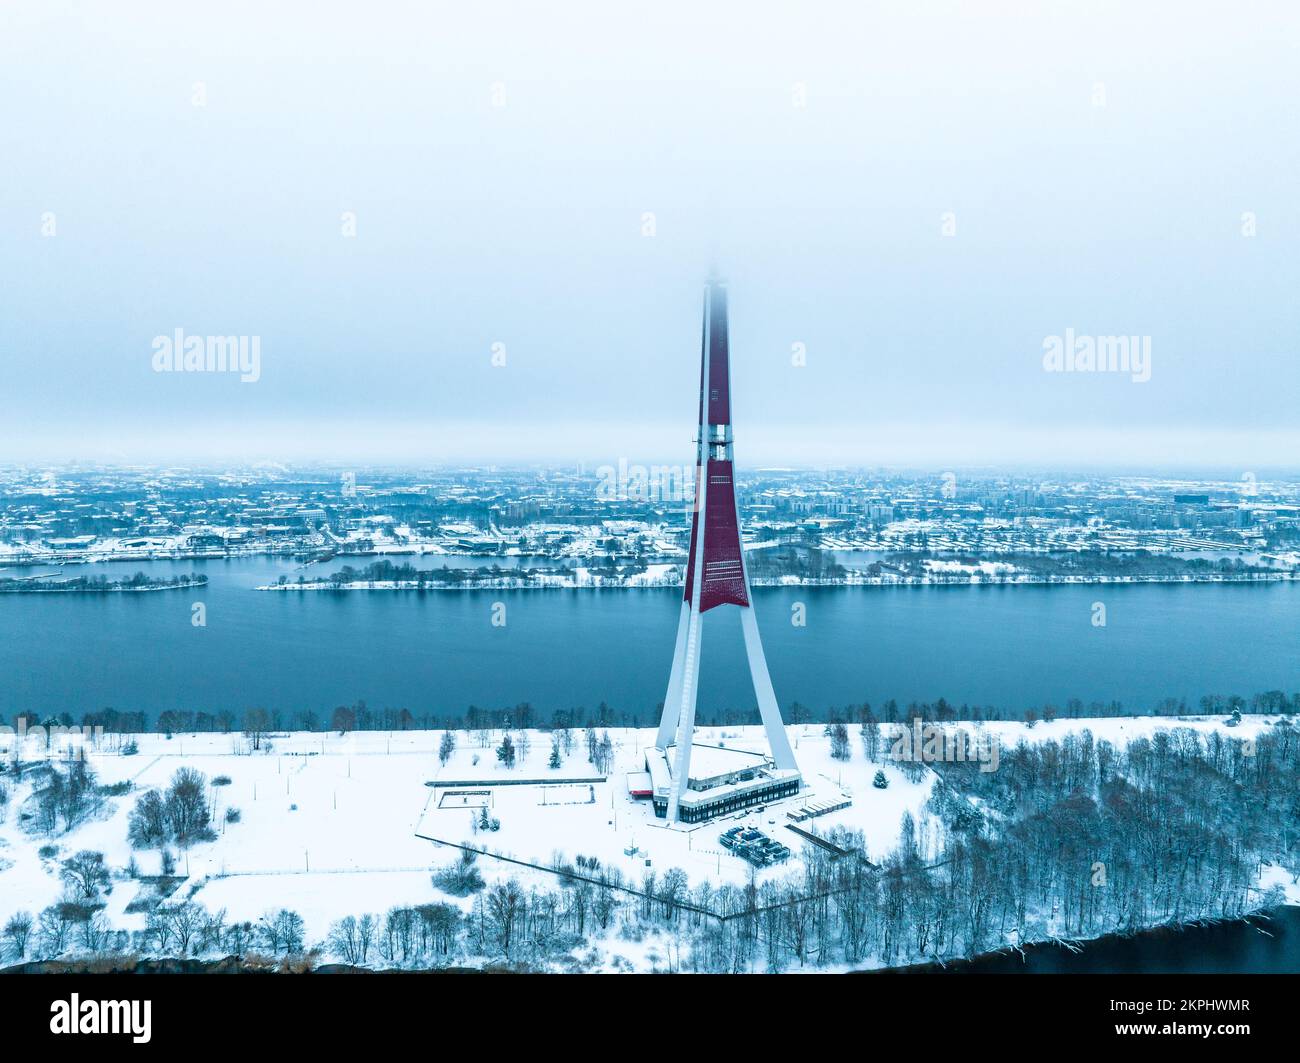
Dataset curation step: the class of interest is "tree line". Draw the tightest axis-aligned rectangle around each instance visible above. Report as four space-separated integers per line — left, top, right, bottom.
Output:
10 687 1297 740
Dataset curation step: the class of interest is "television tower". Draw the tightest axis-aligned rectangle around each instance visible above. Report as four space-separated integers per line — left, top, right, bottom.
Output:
654 276 798 822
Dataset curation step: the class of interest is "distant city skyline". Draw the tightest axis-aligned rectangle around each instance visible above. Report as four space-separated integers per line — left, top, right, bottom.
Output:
2 3 1297 467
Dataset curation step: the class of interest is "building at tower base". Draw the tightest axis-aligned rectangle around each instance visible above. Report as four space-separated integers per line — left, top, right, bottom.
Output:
643 743 801 822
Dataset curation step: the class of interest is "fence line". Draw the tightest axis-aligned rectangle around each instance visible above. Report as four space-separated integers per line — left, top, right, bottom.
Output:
413 830 880 923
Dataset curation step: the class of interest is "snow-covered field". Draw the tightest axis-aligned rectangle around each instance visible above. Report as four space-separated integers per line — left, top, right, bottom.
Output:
0 724 932 942
414 725 933 884
1 715 1293 957
2 732 456 942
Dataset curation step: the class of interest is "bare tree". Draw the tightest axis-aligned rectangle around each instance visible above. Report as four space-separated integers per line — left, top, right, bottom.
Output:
329 915 364 964
157 902 205 956
59 850 110 902
165 768 212 845
242 707 271 751
358 913 376 963
596 732 614 773
128 790 168 849
861 714 881 761
829 722 851 761
3 911 34 960
486 880 525 958
36 905 74 957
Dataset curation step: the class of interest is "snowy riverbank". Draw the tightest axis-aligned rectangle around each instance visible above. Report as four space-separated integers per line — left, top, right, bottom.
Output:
256 570 1300 591
1 714 1295 973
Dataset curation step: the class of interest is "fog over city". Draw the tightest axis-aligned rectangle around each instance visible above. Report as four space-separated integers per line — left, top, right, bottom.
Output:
2 2 1297 468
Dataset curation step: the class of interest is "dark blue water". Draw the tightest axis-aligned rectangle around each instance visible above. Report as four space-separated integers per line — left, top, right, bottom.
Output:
884 907 1300 974
1 556 1296 719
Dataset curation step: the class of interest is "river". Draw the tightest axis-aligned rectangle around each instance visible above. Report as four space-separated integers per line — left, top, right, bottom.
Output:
1 555 1296 720
880 907 1300 974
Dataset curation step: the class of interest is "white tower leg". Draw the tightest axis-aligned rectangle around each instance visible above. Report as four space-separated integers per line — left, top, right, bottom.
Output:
665 604 703 822
739 605 798 771
656 600 691 750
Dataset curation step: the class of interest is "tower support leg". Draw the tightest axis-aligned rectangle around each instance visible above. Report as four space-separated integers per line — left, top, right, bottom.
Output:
656 600 691 750
739 605 798 771
666 454 709 823
665 605 703 822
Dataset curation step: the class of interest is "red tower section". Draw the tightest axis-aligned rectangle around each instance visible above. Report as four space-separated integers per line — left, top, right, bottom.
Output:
682 282 750 613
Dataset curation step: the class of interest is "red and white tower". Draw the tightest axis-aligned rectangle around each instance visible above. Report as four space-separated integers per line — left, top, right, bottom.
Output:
654 277 799 823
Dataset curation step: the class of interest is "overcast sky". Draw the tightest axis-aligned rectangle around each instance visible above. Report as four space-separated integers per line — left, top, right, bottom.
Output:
1 1 1297 470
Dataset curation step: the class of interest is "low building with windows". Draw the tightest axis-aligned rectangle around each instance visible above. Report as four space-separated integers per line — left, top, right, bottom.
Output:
641 743 801 823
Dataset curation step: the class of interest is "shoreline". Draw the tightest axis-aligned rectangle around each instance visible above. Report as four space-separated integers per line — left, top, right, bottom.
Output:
0 580 207 595
1 544 1288 569
256 571 1300 592
5 904 1295 976
867 905 1298 975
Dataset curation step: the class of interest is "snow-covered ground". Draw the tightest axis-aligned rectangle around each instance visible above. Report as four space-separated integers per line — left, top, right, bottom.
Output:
0 715 1292 955
414 724 932 886
0 724 932 943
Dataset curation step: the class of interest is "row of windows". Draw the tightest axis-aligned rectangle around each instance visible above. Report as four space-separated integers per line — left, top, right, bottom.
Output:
653 779 800 822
